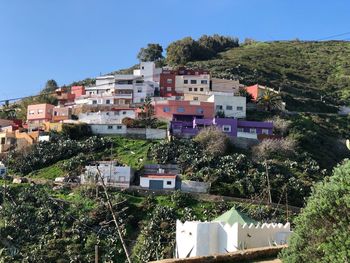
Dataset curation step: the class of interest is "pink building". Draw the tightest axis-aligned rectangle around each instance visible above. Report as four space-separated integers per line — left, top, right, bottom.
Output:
27 103 55 126
153 100 215 121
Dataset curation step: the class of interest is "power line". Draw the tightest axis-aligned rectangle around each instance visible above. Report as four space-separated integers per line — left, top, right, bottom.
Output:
316 31 350 41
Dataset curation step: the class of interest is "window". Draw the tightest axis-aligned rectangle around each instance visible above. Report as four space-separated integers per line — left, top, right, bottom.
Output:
137 88 142 93
237 128 244 132
166 181 172 185
222 125 231 132
92 100 97 104
106 112 110 115
193 97 199 101
191 80 197 84
140 98 144 102
122 111 126 115
167 78 173 84
163 107 170 112
106 99 111 104
200 88 204 92
177 107 185 113
237 106 243 111
1 138 5 144
226 105 233 110
114 111 120 116
166 87 172 92
262 129 269 135
29 110 35 115
194 88 198 92
250 128 257 134
141 66 144 70
201 80 208 84
117 125 123 130
184 80 188 84
37 109 43 114
196 107 203 114
216 105 223 110
189 88 192 91
107 125 113 130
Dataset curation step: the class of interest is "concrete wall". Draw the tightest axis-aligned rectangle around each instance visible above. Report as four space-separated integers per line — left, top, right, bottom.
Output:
89 125 167 139
181 180 210 193
82 163 134 187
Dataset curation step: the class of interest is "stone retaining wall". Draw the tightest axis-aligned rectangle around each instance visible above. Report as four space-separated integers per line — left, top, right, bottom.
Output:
150 245 286 263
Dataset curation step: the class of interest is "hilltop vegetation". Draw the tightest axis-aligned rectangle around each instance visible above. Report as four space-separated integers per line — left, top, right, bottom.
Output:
187 40 350 112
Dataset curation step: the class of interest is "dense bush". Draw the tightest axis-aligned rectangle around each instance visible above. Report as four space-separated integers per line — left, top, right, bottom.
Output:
8 136 111 175
281 160 350 262
62 123 92 139
132 206 176 262
0 186 131 262
166 34 239 65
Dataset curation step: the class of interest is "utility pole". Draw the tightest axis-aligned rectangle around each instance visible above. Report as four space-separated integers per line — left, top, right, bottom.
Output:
265 159 272 204
285 187 289 222
95 245 99 263
96 167 131 263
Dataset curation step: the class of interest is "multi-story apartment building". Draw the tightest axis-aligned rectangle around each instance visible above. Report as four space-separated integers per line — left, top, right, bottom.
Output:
75 62 160 106
159 67 210 97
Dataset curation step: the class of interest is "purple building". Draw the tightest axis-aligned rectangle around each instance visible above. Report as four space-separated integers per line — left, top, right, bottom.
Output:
170 118 273 139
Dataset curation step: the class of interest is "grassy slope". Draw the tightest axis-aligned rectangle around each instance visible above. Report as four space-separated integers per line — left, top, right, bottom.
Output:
188 41 350 112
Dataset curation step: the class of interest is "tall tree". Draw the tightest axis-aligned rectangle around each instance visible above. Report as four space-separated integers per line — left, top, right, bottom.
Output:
41 79 58 94
281 160 350 263
137 43 163 62
166 37 202 65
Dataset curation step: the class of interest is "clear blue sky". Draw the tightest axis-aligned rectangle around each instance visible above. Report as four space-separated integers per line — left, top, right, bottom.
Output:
1 0 349 100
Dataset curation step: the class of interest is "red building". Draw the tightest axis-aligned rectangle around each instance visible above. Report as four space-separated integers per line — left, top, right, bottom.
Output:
152 100 214 121
159 67 210 97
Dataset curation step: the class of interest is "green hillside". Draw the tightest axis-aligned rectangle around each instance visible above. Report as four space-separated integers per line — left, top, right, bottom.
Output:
188 40 350 112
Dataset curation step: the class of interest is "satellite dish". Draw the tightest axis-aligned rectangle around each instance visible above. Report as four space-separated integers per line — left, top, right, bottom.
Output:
346 139 350 150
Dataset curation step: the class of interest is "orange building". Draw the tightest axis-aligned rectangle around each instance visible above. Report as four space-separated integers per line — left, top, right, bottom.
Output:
27 104 55 123
152 100 214 121
245 84 279 101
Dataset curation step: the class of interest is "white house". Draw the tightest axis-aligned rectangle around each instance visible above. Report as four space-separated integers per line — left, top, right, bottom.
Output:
176 208 292 258
140 174 177 190
81 161 134 188
133 61 162 83
78 109 136 124
0 161 7 178
207 93 246 118
89 124 127 135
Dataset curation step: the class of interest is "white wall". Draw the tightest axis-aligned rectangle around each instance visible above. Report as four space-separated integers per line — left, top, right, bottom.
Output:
176 220 291 258
133 81 155 103
207 94 246 118
237 132 258 139
89 124 127 135
79 110 135 124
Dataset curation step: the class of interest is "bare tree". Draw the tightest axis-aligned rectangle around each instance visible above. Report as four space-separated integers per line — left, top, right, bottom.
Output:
194 126 232 156
267 116 292 136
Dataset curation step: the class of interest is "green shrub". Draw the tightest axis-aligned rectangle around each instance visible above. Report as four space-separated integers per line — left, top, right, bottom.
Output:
280 160 350 262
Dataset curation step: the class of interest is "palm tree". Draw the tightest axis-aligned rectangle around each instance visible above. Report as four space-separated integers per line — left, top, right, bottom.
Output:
257 89 282 111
